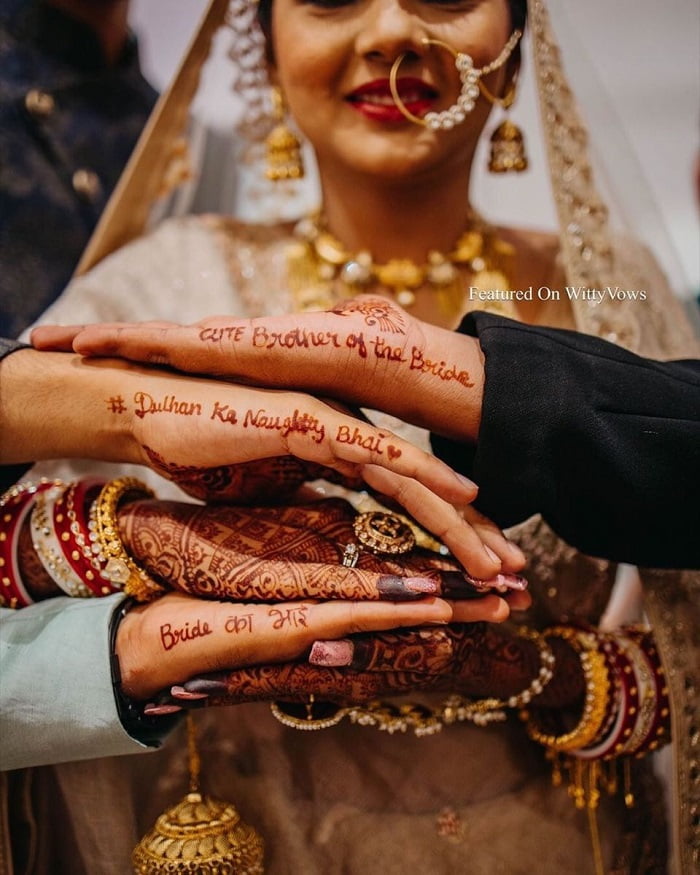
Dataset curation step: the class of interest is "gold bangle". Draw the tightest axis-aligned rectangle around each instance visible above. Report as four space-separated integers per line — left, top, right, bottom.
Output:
522 626 610 753
92 477 164 602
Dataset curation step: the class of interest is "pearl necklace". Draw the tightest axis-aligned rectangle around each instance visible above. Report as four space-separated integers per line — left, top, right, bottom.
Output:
286 212 517 319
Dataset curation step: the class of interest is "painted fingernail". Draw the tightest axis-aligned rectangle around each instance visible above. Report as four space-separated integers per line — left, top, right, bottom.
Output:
377 575 439 599
171 685 209 701
404 577 440 594
144 703 183 715
183 678 229 694
439 571 490 600
464 572 529 592
309 639 354 667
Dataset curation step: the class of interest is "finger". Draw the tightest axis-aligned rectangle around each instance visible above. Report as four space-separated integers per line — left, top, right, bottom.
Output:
145 662 434 712
462 505 527 572
72 320 235 368
30 323 88 351
70 313 351 379
166 556 520 604
168 556 445 602
361 464 503 579
505 590 532 612
211 597 463 667
315 413 478 505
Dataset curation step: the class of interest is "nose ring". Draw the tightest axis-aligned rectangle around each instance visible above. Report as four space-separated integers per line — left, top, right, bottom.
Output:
389 30 522 131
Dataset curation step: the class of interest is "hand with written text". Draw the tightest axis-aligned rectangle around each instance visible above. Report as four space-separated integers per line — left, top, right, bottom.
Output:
111 498 532 702
31 296 485 444
1 347 519 577
142 619 590 720
115 592 513 702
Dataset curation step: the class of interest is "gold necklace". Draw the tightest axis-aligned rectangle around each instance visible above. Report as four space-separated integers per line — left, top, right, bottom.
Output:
285 212 517 319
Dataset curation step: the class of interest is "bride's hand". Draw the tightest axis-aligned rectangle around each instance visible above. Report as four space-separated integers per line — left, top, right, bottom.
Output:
144 617 590 717
31 296 485 443
118 498 527 603
121 444 523 585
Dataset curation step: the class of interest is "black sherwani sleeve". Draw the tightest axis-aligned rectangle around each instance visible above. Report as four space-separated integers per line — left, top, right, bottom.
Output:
430 313 700 569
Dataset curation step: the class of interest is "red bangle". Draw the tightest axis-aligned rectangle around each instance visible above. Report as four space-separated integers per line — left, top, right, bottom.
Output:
0 480 63 608
53 479 118 596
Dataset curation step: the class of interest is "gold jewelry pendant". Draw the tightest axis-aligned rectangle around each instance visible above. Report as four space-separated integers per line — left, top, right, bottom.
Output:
488 119 528 174
132 714 265 873
265 86 304 182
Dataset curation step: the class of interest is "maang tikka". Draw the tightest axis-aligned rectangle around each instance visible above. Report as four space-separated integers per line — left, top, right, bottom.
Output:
265 85 304 182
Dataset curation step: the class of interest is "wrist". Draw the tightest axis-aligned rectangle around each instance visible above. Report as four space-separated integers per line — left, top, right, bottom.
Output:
0 349 136 464
114 593 223 700
110 598 181 742
407 328 485 441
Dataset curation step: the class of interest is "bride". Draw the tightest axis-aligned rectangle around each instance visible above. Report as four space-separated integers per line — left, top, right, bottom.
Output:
9 0 698 872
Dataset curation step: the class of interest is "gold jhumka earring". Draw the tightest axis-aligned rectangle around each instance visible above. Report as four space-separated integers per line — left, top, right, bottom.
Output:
264 86 304 182
132 714 265 874
480 76 529 173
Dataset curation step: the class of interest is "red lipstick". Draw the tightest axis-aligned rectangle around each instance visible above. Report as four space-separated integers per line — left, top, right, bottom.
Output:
346 77 436 123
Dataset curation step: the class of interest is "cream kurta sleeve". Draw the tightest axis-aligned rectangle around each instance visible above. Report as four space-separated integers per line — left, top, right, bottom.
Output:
0 595 156 770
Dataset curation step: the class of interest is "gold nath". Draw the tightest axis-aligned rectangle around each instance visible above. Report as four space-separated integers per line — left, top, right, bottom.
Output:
286 213 516 318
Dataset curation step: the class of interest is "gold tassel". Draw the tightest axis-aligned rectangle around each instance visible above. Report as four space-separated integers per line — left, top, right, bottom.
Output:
488 119 528 173
585 762 605 875
265 86 304 182
132 714 265 874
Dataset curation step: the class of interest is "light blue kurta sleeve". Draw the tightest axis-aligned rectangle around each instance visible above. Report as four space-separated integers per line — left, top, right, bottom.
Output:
0 595 166 770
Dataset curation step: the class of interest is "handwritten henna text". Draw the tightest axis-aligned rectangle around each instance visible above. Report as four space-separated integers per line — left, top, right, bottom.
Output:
160 619 213 651
134 392 202 419
225 613 254 635
197 324 473 388
268 605 309 630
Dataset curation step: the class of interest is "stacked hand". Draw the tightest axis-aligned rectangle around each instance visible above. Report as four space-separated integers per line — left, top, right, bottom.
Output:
140 618 584 716
115 497 531 701
24 298 543 710
9 324 519 577
32 295 484 443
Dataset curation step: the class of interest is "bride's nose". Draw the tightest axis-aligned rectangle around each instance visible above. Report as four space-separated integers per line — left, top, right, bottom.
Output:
355 0 429 65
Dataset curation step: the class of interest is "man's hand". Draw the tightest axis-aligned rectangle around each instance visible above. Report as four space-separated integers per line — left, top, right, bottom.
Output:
32 296 486 442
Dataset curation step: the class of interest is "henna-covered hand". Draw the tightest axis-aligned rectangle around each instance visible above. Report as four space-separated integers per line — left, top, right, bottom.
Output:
116 591 513 700
118 497 527 604
144 453 366 504
147 622 583 714
306 624 584 706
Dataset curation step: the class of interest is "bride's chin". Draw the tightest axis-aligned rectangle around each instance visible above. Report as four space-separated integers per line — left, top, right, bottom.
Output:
324 144 463 185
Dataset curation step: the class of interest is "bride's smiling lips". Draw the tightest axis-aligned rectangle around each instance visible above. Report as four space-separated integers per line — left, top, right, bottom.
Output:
345 77 437 122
